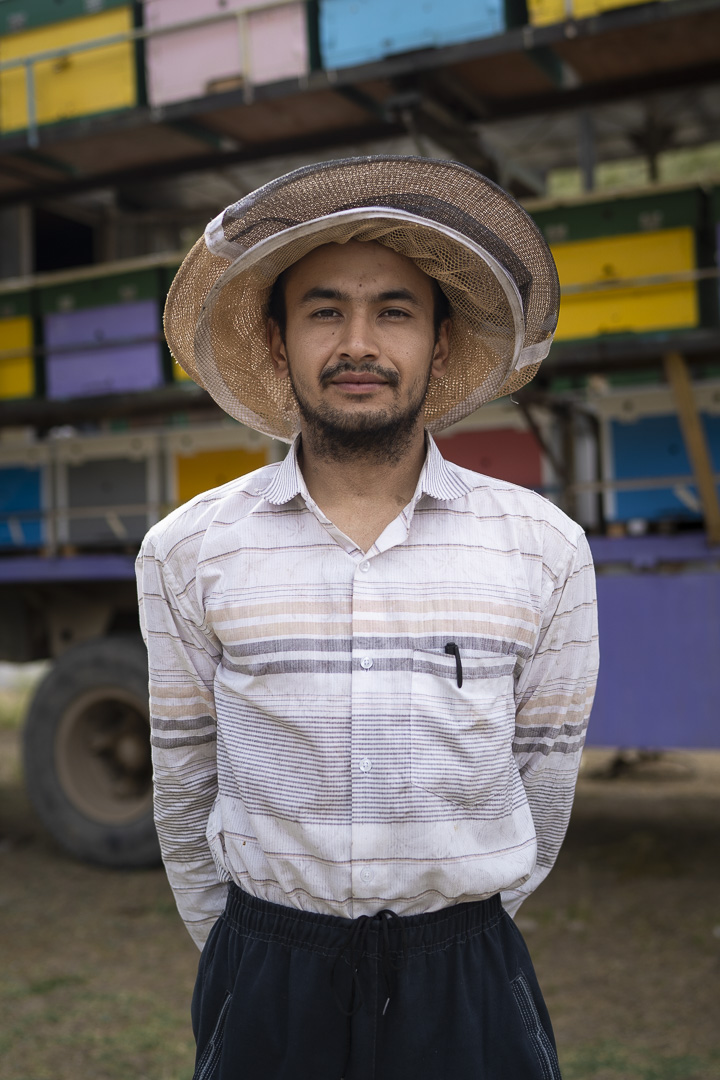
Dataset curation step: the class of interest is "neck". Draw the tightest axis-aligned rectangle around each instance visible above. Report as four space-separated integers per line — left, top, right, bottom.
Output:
297 422 428 541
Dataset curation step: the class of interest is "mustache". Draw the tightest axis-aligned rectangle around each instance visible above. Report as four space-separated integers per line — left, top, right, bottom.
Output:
319 361 400 388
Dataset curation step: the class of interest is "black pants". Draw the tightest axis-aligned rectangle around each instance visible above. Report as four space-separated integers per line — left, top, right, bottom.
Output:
191 884 562 1080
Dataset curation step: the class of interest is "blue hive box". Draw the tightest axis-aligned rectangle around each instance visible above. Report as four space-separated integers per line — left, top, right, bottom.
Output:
319 0 506 69
0 464 45 547
609 412 720 523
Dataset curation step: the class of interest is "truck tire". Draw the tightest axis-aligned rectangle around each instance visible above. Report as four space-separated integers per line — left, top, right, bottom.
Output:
22 634 161 868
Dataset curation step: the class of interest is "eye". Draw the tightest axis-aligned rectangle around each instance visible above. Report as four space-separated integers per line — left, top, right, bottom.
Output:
311 307 342 319
380 307 410 319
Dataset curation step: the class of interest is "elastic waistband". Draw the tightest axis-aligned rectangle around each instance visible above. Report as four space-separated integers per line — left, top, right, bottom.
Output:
224 884 504 959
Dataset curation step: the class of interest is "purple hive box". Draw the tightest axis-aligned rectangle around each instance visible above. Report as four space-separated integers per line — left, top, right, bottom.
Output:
44 300 164 399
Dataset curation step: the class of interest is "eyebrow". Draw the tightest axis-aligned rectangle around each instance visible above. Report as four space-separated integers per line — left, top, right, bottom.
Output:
298 286 423 307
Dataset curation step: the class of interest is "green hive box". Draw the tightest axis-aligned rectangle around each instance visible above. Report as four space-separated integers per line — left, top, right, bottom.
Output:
38 267 161 314
0 0 131 35
712 186 720 224
0 288 31 320
711 187 720 330
531 188 705 243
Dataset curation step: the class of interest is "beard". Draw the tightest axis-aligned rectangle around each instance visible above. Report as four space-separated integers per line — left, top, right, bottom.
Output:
287 358 433 464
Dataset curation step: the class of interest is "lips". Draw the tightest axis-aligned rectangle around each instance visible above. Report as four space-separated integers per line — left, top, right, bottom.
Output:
330 372 387 388
332 382 386 394
320 363 399 391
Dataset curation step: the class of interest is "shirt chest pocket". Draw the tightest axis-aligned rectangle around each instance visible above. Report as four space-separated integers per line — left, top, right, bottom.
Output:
410 649 516 810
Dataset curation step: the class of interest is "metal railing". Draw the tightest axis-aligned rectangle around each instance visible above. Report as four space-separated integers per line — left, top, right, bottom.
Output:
0 0 303 147
1 501 162 548
559 265 720 295
3 471 720 553
0 332 166 363
0 249 186 294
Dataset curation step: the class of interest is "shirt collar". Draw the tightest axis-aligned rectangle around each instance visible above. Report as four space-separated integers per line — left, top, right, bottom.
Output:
262 432 474 508
262 437 306 505
420 433 475 501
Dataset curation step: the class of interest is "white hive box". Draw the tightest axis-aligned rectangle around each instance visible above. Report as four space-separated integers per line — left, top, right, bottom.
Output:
54 431 161 546
591 381 720 524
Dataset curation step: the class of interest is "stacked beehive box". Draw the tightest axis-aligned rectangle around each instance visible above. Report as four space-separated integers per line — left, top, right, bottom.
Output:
39 267 166 399
526 0 669 27
531 188 709 343
143 0 310 106
592 381 720 526
0 0 138 133
318 0 508 69
165 423 277 505
53 430 162 546
435 398 558 496
0 441 49 548
0 288 35 401
713 186 720 317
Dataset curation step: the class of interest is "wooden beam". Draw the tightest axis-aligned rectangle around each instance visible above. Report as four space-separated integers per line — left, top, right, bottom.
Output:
516 399 567 484
663 351 720 546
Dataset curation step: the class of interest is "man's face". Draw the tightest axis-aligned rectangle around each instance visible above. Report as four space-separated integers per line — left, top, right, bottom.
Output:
267 240 450 460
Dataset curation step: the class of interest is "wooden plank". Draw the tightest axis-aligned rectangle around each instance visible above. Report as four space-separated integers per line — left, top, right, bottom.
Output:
663 351 720 546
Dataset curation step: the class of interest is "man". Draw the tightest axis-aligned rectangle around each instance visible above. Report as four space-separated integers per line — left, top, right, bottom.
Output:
137 156 598 1080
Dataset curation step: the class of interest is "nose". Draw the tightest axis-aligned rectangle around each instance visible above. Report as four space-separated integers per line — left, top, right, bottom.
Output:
336 310 380 363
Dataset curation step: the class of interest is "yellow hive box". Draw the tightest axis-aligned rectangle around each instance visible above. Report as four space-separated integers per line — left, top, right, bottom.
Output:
525 0 569 25
552 226 698 340
527 0 655 26
573 0 660 18
175 446 270 505
0 7 136 133
0 315 34 399
173 359 192 383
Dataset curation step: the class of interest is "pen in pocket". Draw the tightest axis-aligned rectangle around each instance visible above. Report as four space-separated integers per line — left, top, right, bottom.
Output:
444 642 463 688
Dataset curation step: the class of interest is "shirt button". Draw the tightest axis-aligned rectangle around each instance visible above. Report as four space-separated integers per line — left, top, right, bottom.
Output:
360 656 373 670
359 867 373 883
359 561 370 573
359 757 372 773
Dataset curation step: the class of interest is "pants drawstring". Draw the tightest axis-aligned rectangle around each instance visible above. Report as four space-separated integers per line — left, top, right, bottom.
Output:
331 908 407 1078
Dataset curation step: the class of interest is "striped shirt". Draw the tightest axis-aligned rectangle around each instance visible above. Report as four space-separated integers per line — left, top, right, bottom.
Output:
137 434 598 949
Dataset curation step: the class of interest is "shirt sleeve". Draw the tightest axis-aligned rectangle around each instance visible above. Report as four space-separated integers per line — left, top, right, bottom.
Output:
136 529 227 949
502 528 599 918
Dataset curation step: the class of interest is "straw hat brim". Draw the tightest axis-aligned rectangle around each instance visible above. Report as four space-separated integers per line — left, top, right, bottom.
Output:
164 157 559 441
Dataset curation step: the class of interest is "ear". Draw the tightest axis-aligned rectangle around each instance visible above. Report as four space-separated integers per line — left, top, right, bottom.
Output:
267 319 289 380
430 318 451 380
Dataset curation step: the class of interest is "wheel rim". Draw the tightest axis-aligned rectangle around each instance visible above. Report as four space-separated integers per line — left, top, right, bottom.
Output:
54 687 153 825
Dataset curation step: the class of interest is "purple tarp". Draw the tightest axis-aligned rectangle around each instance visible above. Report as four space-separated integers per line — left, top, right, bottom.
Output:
588 571 720 750
1 537 718 749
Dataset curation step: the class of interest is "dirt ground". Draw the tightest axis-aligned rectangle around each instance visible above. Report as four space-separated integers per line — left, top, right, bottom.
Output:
1 692 719 1080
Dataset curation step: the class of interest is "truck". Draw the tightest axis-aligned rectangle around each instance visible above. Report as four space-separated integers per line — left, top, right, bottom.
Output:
3 178 720 866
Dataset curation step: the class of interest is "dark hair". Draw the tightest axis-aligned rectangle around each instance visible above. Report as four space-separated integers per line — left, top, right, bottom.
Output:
267 268 451 343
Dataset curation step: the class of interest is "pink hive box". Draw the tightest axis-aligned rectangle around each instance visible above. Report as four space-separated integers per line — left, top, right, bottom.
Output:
143 0 309 107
